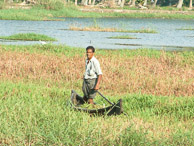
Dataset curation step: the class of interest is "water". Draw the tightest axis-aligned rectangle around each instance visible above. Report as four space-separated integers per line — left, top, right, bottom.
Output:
1 18 194 50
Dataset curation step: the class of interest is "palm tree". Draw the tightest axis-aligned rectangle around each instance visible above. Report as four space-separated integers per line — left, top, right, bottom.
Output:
143 0 148 6
177 0 183 8
92 0 96 5
88 0 92 5
152 0 158 7
131 0 136 6
128 0 132 5
118 0 122 5
120 0 125 7
189 0 193 9
75 0 77 5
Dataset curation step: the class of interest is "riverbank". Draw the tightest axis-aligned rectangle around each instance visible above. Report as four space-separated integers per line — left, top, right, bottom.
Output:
0 44 193 145
1 6 194 21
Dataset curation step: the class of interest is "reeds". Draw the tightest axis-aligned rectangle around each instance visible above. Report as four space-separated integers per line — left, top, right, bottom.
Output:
69 26 157 33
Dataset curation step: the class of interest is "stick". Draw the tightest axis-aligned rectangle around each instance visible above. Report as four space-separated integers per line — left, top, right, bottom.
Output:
97 90 114 106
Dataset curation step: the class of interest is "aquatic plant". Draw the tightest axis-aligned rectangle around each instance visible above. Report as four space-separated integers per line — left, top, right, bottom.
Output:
107 35 139 39
69 26 157 33
0 33 57 41
177 27 194 30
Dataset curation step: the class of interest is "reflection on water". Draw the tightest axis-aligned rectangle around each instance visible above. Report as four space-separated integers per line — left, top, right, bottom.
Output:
1 18 194 50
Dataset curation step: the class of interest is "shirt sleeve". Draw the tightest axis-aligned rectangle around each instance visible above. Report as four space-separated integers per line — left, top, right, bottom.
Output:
93 60 102 75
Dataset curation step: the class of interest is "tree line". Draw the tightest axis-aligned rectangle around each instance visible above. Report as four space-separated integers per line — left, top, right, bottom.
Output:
2 0 193 9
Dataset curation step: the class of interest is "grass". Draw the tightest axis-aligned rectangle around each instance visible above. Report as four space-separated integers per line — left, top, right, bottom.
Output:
68 26 157 33
0 44 194 145
0 33 57 41
1 6 194 20
107 35 139 39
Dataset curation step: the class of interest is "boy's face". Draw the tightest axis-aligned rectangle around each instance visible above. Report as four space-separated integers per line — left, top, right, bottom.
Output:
86 49 94 60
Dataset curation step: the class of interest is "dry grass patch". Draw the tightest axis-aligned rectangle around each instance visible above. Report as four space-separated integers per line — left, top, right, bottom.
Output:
69 26 157 33
99 52 194 97
0 49 193 97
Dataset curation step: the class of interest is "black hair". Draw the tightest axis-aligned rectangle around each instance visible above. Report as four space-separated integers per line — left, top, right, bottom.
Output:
86 46 95 53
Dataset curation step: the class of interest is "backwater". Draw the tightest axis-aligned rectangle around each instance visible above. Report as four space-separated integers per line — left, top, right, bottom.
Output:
1 18 194 51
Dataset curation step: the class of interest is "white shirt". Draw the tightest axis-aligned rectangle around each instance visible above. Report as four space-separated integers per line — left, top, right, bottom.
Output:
84 56 102 79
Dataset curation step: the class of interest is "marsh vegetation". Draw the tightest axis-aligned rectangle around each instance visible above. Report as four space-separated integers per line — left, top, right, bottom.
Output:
0 33 57 41
1 0 194 144
69 25 157 33
0 44 193 145
177 27 194 30
107 35 139 39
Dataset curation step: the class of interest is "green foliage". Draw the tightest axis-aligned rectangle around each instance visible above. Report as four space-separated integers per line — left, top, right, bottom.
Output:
1 6 194 21
35 0 64 10
0 44 84 56
0 33 57 41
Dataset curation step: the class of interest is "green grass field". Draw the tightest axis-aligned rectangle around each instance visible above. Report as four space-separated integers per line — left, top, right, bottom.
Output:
0 44 193 145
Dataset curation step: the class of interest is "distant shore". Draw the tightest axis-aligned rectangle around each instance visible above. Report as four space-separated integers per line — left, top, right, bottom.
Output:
0 5 194 21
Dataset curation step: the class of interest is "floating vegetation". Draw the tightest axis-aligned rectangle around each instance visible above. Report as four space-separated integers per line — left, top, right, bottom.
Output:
176 27 194 30
68 26 157 33
0 33 57 41
107 35 139 39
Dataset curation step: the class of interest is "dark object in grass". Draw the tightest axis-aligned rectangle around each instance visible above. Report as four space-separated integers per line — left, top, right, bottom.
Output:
69 90 123 116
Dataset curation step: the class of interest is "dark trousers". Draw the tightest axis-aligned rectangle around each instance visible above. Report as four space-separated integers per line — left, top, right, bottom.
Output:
82 78 97 99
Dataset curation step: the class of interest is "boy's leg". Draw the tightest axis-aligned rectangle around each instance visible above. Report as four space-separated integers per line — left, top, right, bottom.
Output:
82 79 89 102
